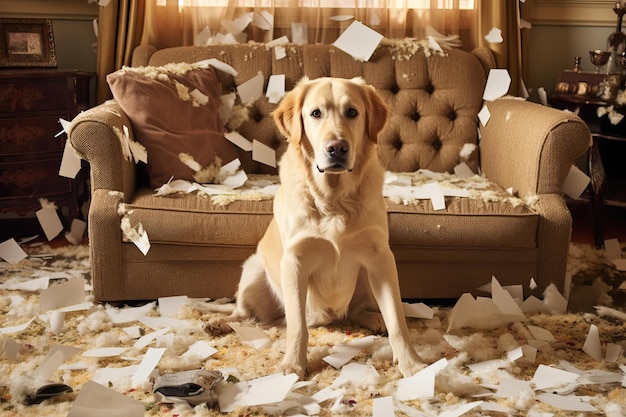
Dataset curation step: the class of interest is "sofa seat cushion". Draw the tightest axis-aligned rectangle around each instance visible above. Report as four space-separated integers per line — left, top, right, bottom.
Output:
125 187 274 246
123 173 538 250
387 199 537 249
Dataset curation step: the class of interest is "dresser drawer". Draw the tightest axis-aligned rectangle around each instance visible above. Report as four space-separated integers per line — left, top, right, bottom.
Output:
0 77 71 113
0 115 65 155
0 158 72 200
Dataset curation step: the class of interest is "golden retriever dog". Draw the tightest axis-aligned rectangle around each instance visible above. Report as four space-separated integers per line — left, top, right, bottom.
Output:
204 76 422 378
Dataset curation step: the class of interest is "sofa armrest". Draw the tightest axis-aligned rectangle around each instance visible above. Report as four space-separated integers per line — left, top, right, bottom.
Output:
68 101 138 198
480 98 591 198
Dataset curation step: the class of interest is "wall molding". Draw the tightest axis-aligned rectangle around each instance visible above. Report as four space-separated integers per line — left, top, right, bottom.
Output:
0 0 98 20
526 0 622 27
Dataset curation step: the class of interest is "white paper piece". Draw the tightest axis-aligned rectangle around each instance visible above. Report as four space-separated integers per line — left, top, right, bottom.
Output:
128 138 148 164
266 35 289 49
246 372 299 406
266 74 286 104
582 324 602 362
372 396 394 417
333 21 383 62
614 259 626 271
197 58 238 77
563 164 590 200
106 302 156 324
329 15 354 21
0 238 28 264
484 27 503 43
252 139 277 168
483 69 511 101
134 327 170 350
36 206 64 241
194 26 212 46
402 302 434 319
0 317 35 334
323 335 378 368
292 22 308 44
604 238 622 262
39 278 86 312
396 358 447 400
531 364 579 391
439 401 483 417
138 315 188 331
158 295 188 318
225 131 253 152
83 347 128 358
478 104 491 127
332 362 379 388
237 71 264 105
606 343 623 363
49 310 65 334
131 347 166 387
59 136 82 179
219 92 236 125
65 218 87 245
453 162 475 178
222 13 252 35
274 45 286 60
311 386 345 403
491 277 525 320
92 365 139 386
253 10 274 30
537 87 548 106
228 322 272 350
494 377 532 398
536 393 598 412
182 340 218 360
527 325 556 342
3 338 20 361
67 380 145 417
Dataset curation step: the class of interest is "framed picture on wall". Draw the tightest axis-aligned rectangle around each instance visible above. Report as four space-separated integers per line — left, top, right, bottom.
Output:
0 18 57 68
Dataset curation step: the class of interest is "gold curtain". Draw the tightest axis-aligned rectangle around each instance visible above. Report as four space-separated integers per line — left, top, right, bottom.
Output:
95 1 523 103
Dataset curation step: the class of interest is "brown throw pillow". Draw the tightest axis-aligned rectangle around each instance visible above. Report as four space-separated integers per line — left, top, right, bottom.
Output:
107 63 238 187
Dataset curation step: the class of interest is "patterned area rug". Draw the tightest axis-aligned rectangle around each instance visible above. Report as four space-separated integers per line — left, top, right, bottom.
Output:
1 241 625 416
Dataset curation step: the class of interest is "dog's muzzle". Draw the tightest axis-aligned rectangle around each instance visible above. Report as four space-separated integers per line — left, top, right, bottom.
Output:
317 139 351 173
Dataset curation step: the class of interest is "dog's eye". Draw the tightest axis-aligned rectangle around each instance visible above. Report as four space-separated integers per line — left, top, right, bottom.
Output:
311 109 322 118
346 108 358 118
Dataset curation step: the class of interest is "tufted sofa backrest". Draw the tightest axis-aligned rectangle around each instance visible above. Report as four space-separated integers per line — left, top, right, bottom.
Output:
134 41 493 175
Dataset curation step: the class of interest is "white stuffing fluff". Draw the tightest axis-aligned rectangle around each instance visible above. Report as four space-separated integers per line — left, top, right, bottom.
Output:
76 306 112 336
459 143 477 160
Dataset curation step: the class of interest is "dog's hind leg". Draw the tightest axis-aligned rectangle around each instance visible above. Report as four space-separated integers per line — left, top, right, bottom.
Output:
203 253 282 335
348 268 387 334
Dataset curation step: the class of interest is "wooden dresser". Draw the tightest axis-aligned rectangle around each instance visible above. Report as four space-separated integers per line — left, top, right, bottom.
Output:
0 69 94 239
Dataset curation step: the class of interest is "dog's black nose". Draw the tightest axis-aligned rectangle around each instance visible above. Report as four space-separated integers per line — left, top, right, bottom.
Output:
325 139 349 158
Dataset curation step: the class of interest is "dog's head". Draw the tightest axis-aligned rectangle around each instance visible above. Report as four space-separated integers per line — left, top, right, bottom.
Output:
272 76 388 174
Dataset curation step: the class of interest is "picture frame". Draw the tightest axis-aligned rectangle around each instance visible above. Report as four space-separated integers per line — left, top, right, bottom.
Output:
0 18 57 68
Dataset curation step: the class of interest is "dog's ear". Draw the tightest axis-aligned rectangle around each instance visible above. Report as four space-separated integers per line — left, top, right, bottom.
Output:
363 83 389 144
272 77 309 144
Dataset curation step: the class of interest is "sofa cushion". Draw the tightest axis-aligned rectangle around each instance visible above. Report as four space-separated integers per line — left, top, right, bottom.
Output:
123 174 538 250
107 63 239 187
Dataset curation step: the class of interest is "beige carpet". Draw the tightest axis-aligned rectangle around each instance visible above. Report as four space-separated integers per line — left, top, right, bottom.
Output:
1 241 625 416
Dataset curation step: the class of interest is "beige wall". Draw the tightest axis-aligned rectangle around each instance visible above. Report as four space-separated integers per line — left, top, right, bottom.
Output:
0 0 98 72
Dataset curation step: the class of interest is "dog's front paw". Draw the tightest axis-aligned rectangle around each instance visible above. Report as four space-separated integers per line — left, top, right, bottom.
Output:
278 360 306 379
202 317 234 336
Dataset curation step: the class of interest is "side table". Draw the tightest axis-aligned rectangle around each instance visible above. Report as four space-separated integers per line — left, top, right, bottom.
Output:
550 70 626 249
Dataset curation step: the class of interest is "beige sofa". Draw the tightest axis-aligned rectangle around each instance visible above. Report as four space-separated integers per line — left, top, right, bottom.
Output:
69 40 591 302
